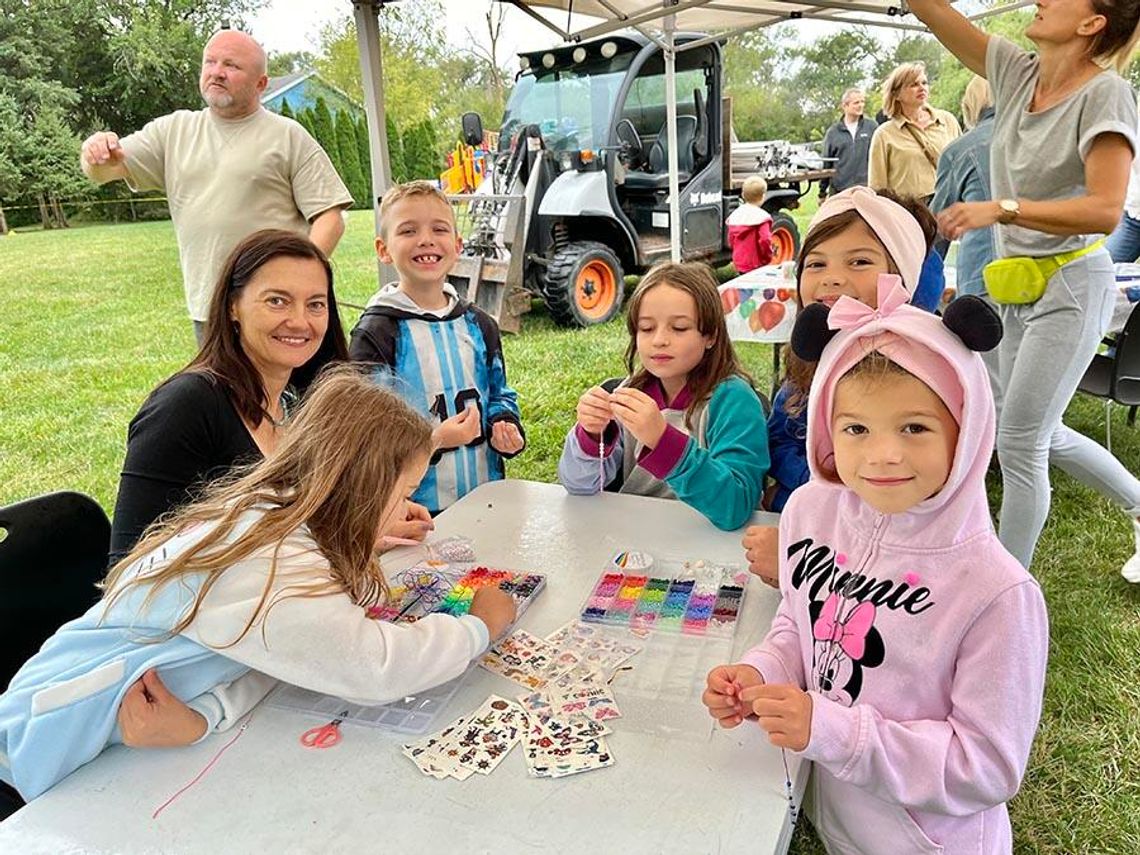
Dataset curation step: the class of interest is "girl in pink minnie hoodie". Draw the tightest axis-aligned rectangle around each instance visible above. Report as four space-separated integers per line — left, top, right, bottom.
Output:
704 278 1048 855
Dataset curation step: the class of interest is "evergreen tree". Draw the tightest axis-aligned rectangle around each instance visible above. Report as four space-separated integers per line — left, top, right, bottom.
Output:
278 100 295 120
383 113 407 183
311 97 342 180
296 108 318 140
403 119 441 180
354 115 375 204
335 110 367 208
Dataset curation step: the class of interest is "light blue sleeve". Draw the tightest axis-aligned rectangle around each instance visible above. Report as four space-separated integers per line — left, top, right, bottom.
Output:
557 424 624 494
663 377 770 530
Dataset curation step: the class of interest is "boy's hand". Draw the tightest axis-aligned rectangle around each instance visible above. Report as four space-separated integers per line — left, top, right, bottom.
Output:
742 525 780 588
118 669 207 748
490 421 524 454
740 683 813 751
703 664 764 728
434 405 481 450
468 586 517 641
383 501 434 545
609 387 666 450
576 386 613 436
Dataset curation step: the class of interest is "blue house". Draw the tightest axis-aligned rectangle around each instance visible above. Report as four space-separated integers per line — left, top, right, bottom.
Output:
261 71 363 119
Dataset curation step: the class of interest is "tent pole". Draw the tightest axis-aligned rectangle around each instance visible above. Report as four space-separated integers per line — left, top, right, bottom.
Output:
354 0 396 288
664 11 682 262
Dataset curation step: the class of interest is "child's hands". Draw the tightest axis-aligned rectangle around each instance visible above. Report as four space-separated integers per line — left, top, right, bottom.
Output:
703 664 764 728
118 669 207 748
381 501 434 547
468 586 517 641
742 525 780 588
740 683 813 751
609 387 667 449
576 386 613 436
434 405 481 450
490 421 524 454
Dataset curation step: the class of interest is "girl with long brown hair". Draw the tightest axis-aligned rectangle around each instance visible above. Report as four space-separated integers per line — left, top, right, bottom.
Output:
557 261 769 531
0 367 515 803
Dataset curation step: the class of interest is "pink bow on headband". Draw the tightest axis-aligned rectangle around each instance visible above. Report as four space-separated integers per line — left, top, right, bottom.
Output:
828 274 911 332
812 593 876 660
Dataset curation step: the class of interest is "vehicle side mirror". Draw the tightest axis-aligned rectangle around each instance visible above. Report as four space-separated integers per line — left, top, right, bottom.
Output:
462 112 484 147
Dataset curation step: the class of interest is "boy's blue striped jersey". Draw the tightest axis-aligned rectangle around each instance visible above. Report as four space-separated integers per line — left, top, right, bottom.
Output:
349 286 524 513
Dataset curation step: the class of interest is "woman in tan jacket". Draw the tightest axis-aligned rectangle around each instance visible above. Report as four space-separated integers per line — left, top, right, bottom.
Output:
869 62 961 203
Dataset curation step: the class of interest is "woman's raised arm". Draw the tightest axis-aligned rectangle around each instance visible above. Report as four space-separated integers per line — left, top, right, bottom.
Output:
908 0 991 77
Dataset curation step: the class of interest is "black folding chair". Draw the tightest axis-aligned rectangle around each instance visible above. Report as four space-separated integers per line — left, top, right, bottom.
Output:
1078 302 1140 450
0 492 110 689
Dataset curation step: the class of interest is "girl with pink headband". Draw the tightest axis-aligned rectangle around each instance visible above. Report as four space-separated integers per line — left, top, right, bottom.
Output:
745 187 943 585
707 285 1049 854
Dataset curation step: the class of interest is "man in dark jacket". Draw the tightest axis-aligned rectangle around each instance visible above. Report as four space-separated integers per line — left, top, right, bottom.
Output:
818 88 878 201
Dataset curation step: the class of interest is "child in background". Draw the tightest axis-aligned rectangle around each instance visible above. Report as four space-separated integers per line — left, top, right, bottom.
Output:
349 180 525 515
726 175 775 274
705 288 1048 854
0 368 516 802
558 262 769 531
748 187 936 584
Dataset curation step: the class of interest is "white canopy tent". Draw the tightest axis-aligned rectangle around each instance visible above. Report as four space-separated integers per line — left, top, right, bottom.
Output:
351 0 1033 268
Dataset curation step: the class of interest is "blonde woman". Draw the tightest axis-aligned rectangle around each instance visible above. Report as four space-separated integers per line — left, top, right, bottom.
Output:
868 61 962 202
0 367 517 804
913 0 1140 577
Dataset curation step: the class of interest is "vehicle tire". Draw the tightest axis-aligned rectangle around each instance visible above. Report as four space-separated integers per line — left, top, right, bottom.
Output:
770 212 800 266
542 241 625 327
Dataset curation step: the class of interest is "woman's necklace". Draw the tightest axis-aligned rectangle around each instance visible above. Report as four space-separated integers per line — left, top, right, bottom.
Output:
264 389 296 429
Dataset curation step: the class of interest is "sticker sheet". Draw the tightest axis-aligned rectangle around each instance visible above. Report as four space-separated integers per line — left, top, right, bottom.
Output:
480 629 560 690
402 696 525 780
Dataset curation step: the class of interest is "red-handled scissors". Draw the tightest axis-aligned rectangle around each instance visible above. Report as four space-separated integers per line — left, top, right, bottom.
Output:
300 711 349 749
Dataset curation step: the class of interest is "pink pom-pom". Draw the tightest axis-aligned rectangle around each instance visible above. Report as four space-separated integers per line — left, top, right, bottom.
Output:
835 552 847 565
904 572 920 586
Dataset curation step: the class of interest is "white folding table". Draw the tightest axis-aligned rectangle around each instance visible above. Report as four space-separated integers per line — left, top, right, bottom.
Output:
0 480 806 854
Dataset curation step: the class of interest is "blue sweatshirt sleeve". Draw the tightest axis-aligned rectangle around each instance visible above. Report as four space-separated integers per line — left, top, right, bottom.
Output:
643 377 769 530
558 422 624 494
767 384 810 508
472 308 525 457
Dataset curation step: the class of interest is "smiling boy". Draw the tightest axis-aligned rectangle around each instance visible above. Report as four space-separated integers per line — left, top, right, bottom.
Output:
348 181 525 514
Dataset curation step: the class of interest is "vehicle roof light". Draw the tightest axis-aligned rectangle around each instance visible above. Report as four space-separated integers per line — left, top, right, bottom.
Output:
519 55 530 70
580 149 595 163
542 53 556 69
572 47 587 63
600 41 617 59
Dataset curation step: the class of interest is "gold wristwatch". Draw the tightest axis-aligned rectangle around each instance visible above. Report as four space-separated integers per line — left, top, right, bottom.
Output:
997 198 1020 225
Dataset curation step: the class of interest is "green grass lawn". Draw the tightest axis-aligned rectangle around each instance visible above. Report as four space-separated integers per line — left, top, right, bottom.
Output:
2 211 1139 853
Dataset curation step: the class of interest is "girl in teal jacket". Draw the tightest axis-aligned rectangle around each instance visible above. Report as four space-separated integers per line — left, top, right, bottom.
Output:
558 262 769 531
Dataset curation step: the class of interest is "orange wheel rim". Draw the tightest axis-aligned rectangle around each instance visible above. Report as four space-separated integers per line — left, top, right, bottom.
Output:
575 261 617 318
772 226 796 265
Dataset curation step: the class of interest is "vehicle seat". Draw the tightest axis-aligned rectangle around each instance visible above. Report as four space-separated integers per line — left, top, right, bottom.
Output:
623 115 697 190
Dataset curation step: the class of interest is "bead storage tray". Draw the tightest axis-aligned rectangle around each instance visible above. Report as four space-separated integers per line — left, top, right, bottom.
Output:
581 553 748 638
268 562 545 735
268 672 469 736
580 550 752 741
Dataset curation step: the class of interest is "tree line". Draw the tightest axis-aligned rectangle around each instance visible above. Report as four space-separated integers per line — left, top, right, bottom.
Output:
5 1 1139 233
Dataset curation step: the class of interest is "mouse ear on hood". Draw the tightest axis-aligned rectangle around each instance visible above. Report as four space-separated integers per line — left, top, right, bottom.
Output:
790 302 838 362
941 296 1003 352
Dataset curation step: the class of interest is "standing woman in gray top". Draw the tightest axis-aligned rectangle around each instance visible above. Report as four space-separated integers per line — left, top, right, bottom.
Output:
912 0 1140 579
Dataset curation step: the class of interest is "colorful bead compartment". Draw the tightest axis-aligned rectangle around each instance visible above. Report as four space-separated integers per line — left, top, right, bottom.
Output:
435 567 546 617
582 565 744 637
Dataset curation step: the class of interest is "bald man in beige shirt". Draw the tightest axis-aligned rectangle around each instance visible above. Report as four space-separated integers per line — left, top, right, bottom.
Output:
80 31 353 343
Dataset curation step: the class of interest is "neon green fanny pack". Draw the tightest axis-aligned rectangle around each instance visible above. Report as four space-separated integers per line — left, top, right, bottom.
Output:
982 239 1105 304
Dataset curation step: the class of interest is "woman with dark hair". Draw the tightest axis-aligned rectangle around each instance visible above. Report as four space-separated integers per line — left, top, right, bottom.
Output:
108 229 349 564
913 0 1140 577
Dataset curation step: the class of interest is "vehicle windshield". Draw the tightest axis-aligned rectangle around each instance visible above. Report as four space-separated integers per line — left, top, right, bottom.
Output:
500 52 635 153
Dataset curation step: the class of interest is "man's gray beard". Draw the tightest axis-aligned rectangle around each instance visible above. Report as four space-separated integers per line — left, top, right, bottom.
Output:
202 89 234 110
